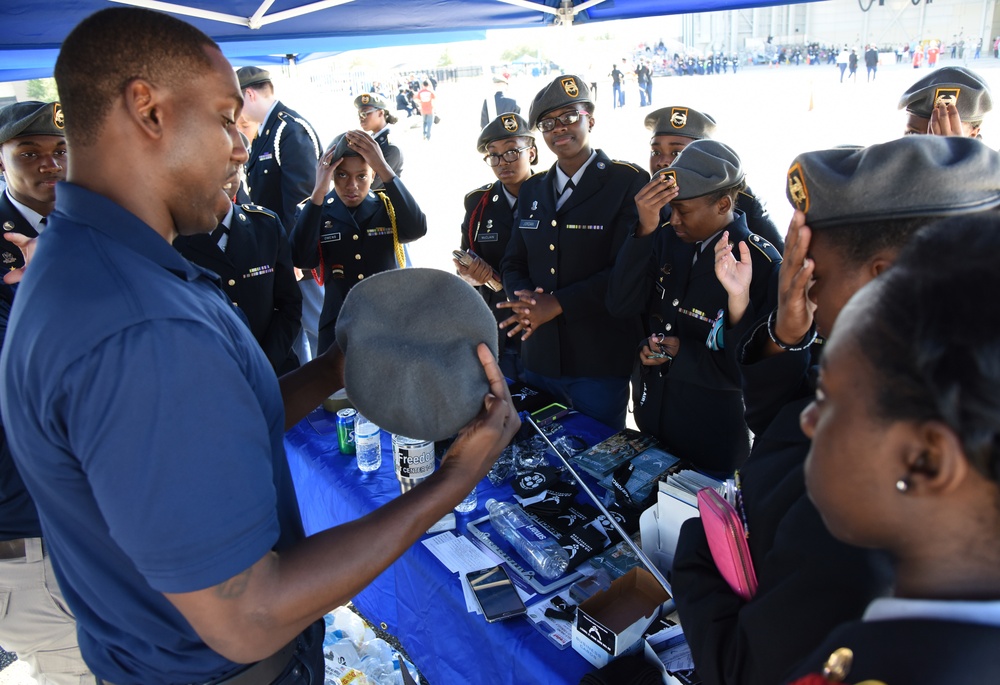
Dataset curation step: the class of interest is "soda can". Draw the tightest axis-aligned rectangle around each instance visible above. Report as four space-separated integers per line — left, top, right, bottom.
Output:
336 408 357 455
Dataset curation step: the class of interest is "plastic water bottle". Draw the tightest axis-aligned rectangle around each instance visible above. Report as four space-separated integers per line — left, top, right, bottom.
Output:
354 413 382 473
454 485 477 514
485 499 569 579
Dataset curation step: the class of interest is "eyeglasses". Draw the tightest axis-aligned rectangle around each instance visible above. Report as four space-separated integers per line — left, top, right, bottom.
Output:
358 109 379 120
536 110 588 133
483 145 532 167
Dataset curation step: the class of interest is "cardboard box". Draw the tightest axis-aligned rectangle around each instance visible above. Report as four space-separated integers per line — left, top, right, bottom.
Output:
572 568 671 668
639 489 699 578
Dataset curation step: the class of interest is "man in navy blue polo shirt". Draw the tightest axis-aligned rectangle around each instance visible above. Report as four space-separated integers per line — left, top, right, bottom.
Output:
0 8 518 685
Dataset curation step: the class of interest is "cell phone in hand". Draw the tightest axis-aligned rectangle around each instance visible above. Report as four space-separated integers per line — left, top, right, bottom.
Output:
451 250 504 292
467 566 527 623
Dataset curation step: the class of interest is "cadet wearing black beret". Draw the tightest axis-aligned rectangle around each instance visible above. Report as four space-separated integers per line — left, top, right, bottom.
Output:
458 113 537 381
500 74 649 429
898 65 992 137
608 139 781 474
0 101 66 271
353 92 403 191
289 129 427 354
643 105 783 250
672 135 1000 685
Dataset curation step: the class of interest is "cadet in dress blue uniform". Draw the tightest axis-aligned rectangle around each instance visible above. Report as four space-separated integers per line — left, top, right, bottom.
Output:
499 75 648 429
607 140 781 474
671 137 1000 685
174 152 302 375
787 215 1000 684
353 92 403 191
456 113 537 381
0 101 65 271
0 99 92 684
290 130 427 354
238 66 323 361
644 106 784 250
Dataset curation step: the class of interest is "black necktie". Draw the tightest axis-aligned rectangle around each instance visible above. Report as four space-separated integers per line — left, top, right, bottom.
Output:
213 224 229 252
692 241 703 265
557 179 575 210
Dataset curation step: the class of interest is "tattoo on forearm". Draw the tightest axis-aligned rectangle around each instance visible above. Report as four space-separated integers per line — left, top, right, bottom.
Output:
215 567 252 599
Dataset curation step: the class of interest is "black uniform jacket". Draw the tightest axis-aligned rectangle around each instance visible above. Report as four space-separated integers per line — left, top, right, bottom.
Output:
480 92 521 128
670 322 891 685
501 150 648 379
246 102 322 232
0 193 38 272
174 203 302 374
785 619 1000 684
371 127 404 191
462 180 519 355
607 211 780 472
290 178 426 353
737 185 784 251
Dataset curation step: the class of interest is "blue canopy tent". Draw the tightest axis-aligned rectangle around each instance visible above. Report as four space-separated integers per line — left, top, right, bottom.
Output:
0 0 820 82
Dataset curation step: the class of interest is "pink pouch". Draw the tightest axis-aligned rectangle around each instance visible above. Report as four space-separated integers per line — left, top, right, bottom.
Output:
697 487 757 601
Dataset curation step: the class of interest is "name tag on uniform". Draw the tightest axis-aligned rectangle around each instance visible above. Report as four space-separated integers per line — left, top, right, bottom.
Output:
366 227 393 237
519 219 539 230
477 233 499 242
565 224 604 231
321 233 341 243
243 265 274 279
257 152 273 162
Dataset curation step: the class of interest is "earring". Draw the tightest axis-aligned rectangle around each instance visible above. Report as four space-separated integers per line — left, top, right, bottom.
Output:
895 479 909 493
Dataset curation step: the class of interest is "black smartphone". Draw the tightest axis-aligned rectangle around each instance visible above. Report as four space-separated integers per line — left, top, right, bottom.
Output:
530 402 569 427
467 565 527 623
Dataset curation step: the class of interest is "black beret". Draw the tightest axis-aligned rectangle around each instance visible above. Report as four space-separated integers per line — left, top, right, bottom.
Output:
786 136 1000 228
335 268 500 442
477 113 533 153
528 74 592 129
659 139 743 201
0 101 64 146
236 66 271 90
354 93 389 111
644 106 717 139
327 132 362 165
898 66 993 121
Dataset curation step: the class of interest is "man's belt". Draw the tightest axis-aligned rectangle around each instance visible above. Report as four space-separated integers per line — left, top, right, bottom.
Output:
101 639 297 685
0 538 27 559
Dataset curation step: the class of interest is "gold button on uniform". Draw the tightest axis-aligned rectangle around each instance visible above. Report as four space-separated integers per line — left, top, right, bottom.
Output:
355 254 361 260
672 298 679 306
358 274 364 280
352 234 359 240
550 267 556 275
228 279 236 286
665 323 672 331
549 244 555 251
551 220 557 227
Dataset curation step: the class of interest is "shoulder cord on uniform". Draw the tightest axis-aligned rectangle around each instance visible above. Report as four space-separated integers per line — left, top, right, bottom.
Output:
310 193 406 285
273 116 322 168
380 192 406 268
274 119 287 167
466 190 491 250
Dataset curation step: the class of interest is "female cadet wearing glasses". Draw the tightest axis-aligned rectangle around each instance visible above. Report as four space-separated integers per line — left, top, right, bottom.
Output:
499 75 648 429
455 113 537 381
353 92 403 191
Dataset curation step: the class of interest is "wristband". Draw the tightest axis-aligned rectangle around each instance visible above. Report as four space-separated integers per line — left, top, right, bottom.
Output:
766 308 817 352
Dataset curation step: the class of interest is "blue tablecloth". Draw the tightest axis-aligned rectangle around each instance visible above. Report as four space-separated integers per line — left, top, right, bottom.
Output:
284 411 615 685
